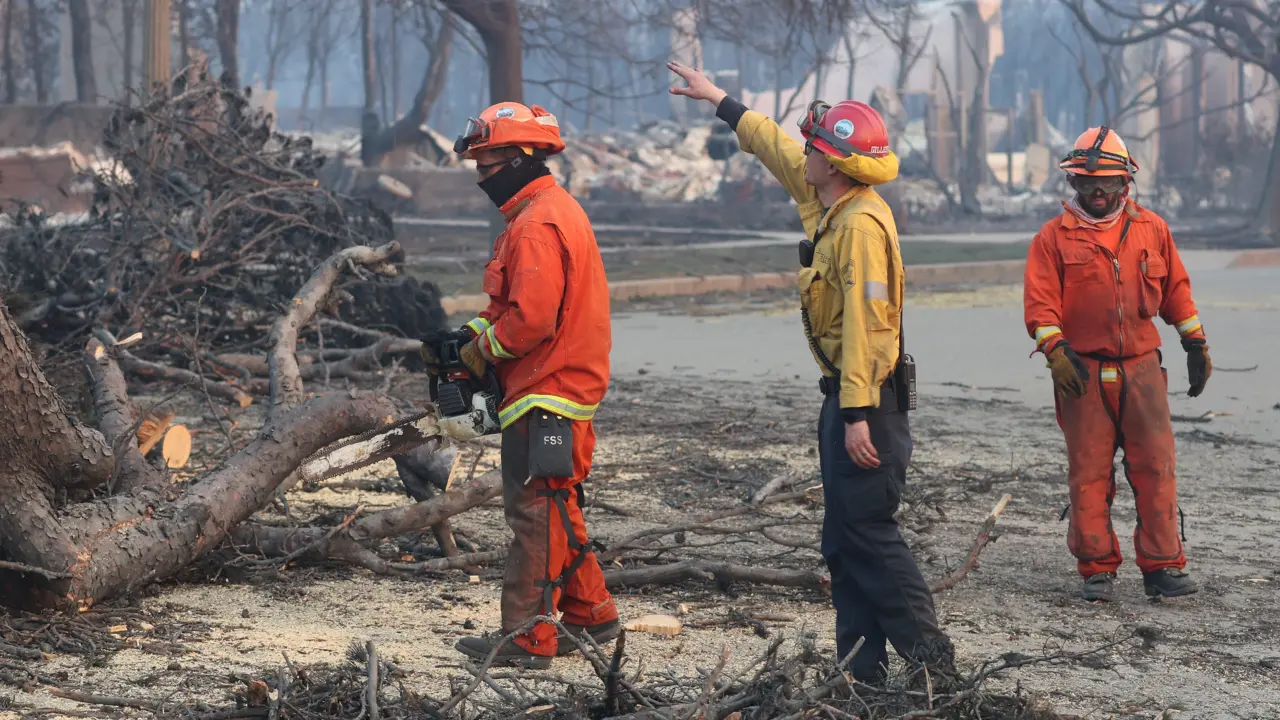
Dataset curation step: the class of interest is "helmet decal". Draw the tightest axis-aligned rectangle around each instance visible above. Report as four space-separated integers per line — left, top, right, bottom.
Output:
495 107 517 119
833 119 854 139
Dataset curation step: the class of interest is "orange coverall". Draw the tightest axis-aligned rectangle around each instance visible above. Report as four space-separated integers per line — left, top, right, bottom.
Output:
464 174 617 655
1024 201 1205 578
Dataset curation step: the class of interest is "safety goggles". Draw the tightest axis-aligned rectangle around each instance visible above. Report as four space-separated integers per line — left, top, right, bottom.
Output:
1069 174 1128 194
1060 126 1137 175
797 100 856 159
454 116 488 155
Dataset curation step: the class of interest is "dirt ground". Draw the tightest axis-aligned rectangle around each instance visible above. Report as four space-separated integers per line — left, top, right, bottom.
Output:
4 288 1279 719
400 227 1030 296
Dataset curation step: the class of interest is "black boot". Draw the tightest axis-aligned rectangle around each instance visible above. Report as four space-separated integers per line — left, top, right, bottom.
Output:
456 632 553 669
1143 568 1198 598
908 635 959 693
1082 572 1116 602
556 619 622 656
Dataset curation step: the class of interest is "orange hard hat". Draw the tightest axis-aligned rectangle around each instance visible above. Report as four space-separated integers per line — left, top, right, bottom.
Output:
1060 126 1138 177
453 102 566 159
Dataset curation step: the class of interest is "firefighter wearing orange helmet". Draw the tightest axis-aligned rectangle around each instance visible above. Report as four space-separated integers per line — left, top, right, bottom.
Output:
1024 126 1211 602
422 101 619 668
669 61 956 687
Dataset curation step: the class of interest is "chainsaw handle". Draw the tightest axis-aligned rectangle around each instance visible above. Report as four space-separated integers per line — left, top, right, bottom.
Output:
484 365 504 406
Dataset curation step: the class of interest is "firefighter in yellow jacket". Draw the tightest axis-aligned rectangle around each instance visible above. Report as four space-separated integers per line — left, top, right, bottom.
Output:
670 62 956 686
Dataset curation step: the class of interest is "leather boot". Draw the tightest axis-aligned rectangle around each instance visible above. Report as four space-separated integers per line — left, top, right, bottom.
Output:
1143 568 1198 598
456 632 553 669
1082 572 1116 602
556 619 622 656
908 635 959 693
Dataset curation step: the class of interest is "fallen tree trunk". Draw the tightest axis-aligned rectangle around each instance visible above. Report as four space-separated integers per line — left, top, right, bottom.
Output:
605 562 829 592
0 242 432 611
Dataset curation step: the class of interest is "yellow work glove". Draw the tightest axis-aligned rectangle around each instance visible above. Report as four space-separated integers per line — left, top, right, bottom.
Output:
1183 339 1212 398
1047 343 1090 399
459 338 493 379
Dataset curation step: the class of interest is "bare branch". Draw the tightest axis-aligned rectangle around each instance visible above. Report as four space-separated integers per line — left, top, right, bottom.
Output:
265 242 402 428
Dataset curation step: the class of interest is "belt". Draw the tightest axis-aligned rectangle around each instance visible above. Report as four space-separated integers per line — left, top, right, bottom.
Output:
819 375 892 396
1080 349 1161 363
819 375 840 395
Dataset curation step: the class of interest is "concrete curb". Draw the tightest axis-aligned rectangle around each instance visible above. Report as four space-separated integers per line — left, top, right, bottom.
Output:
1227 248 1280 268
440 259 1030 315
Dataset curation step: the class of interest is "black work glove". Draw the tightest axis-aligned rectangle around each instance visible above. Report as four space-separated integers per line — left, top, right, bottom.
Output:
1047 342 1090 398
1182 338 1212 398
419 327 474 374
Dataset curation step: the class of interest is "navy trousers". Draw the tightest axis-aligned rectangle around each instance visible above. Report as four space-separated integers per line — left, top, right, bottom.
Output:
818 384 950 682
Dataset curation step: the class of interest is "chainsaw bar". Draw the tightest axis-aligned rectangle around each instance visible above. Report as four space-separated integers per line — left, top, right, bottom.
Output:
297 409 445 485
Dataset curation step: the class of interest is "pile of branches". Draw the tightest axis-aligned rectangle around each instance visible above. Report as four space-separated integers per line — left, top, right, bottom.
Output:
0 65 445 384
17 621 1128 719
410 619 1101 720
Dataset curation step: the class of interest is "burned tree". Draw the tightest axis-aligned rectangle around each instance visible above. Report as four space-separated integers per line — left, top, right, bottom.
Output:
215 0 239 88
262 0 299 90
359 2 455 167
1063 0 1280 239
441 0 522 104
867 0 933 99
298 0 342 127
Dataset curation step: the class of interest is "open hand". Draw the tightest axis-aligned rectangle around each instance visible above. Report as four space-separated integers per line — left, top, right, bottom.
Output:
844 420 881 470
667 61 728 107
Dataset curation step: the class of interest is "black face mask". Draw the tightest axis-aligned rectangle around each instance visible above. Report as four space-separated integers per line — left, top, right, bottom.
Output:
477 155 551 208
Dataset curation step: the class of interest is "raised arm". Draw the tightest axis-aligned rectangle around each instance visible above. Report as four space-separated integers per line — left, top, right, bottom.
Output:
668 61 815 206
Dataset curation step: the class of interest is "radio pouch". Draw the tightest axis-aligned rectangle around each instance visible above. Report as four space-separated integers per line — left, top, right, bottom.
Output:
528 411 575 479
893 301 917 413
894 353 917 412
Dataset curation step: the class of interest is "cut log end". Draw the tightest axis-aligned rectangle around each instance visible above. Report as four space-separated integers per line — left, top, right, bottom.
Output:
162 426 192 469
137 412 176 456
376 174 413 199
624 614 683 636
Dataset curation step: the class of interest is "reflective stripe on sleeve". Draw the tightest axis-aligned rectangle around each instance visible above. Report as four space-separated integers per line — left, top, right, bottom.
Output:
466 317 492 335
1176 315 1202 336
864 281 889 300
1034 326 1063 344
499 394 599 429
485 326 516 359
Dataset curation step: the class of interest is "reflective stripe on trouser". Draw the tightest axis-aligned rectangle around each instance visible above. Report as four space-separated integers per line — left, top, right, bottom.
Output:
1055 350 1186 578
500 416 618 656
818 385 951 683
499 393 599 429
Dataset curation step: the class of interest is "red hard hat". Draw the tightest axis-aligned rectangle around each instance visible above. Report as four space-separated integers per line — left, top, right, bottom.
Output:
798 100 891 159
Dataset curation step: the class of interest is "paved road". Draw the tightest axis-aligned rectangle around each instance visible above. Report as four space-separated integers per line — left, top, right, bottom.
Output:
394 216 1032 246
610 261 1280 443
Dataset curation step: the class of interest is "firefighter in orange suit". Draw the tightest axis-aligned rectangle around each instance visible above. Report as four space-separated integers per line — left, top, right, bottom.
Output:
1024 126 1212 602
423 102 620 668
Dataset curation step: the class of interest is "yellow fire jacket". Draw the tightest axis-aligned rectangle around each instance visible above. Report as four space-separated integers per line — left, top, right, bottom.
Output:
733 109 905 410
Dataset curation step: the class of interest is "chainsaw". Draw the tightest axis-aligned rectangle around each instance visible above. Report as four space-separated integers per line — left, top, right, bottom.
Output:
296 336 503 485
426 335 504 442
